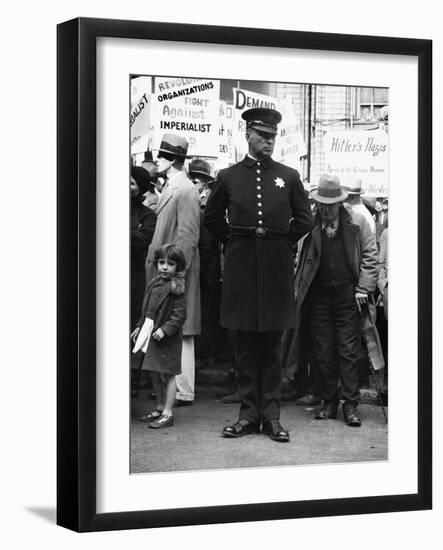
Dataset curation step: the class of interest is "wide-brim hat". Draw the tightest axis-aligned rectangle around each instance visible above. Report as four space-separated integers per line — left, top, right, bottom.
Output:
189 158 214 182
311 174 348 204
242 108 282 135
155 133 190 158
342 177 364 195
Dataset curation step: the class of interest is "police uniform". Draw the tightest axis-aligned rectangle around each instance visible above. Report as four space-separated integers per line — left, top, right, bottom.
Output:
204 108 312 440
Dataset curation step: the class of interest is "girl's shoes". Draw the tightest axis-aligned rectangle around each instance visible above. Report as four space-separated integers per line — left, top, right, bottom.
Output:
149 414 173 429
139 410 162 422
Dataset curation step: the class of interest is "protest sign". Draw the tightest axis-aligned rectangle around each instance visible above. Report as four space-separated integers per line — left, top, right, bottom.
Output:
217 101 234 169
151 77 220 158
130 76 152 155
323 130 389 196
277 97 307 171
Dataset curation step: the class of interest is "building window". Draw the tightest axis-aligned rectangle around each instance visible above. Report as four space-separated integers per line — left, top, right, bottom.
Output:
357 87 389 121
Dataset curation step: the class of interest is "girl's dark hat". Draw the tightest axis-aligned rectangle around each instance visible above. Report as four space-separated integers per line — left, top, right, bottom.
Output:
131 166 152 195
242 108 282 135
189 159 213 181
310 174 348 204
155 133 190 158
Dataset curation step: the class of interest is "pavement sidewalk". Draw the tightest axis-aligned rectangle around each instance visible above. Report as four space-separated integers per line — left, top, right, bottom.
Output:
130 388 388 474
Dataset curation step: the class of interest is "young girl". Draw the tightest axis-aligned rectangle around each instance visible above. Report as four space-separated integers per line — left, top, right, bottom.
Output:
131 243 187 429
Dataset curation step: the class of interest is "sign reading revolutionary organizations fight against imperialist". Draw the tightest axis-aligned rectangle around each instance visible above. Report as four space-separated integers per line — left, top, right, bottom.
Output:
324 130 389 196
151 77 220 158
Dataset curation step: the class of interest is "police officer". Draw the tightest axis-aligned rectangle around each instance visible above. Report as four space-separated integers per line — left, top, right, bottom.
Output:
204 108 312 442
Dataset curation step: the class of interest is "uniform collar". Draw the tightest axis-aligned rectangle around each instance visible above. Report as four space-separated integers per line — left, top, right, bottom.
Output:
242 155 273 169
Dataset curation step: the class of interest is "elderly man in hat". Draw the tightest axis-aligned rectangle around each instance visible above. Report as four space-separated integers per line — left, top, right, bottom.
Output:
292 174 378 426
144 133 201 406
343 177 376 234
204 108 312 442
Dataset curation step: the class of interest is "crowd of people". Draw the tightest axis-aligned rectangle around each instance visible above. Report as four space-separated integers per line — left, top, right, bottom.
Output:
130 107 389 441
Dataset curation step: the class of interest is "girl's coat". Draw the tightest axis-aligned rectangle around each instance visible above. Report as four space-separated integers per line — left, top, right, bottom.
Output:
137 275 187 375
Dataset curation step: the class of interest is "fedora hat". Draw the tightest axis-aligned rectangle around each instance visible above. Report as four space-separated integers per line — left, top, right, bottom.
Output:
189 158 213 181
242 108 282 135
156 133 190 158
342 176 364 195
311 174 348 204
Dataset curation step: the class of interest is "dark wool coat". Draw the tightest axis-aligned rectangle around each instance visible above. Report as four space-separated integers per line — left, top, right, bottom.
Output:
137 275 187 375
282 204 379 375
131 201 156 328
204 155 313 331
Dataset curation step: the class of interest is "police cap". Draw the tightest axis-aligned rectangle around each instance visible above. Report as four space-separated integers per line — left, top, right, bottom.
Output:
242 108 282 135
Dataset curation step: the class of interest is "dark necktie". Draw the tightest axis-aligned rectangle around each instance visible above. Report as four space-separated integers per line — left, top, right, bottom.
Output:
325 221 336 240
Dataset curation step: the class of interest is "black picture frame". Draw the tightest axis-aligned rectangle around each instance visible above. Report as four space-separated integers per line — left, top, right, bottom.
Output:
57 17 432 532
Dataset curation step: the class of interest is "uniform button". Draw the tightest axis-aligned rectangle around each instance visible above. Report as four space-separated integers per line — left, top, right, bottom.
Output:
257 194 262 198
257 161 261 166
256 177 261 182
257 186 262 190
256 169 261 174
258 202 262 207
258 211 263 216
258 220 263 225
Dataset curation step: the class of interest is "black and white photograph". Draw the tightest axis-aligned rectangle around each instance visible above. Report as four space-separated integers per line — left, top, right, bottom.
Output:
129 75 390 474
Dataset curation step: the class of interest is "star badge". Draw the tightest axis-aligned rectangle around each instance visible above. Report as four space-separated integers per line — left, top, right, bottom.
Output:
274 177 285 189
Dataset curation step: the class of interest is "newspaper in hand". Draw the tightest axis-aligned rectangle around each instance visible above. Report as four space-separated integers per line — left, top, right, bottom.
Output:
132 317 154 354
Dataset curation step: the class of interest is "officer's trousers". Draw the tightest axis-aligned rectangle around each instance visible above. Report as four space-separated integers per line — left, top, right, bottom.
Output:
307 284 360 405
235 330 283 424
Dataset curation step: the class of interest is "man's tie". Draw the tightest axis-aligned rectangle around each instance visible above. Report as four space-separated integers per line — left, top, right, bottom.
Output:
325 221 336 240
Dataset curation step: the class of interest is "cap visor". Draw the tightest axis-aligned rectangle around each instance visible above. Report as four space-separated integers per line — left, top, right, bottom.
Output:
249 124 278 135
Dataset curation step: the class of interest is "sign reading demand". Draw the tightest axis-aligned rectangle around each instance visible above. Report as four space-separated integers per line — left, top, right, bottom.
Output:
232 88 280 163
323 130 389 197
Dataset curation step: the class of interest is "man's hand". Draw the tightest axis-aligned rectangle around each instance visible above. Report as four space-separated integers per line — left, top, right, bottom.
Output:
355 291 368 312
131 326 140 343
152 328 165 341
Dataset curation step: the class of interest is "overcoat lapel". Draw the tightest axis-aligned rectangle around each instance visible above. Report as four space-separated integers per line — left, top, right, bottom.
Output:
342 216 359 279
155 173 182 215
311 223 322 261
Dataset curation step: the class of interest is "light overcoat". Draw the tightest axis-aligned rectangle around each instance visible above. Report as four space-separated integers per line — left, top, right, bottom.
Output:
145 170 201 335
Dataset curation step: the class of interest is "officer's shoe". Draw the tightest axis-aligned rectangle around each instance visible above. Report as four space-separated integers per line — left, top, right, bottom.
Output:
262 419 290 442
222 419 260 438
342 403 362 427
315 401 338 420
